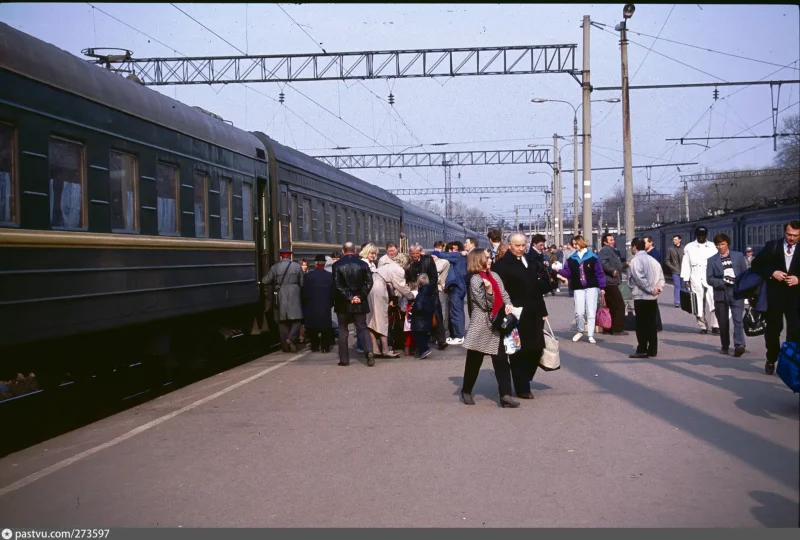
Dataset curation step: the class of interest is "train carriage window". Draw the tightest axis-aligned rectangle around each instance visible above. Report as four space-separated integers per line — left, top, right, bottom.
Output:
49 137 85 229
280 188 289 247
335 205 343 243
156 162 178 235
220 177 232 239
323 203 331 243
291 193 299 242
303 198 312 241
312 200 322 242
194 172 208 237
242 182 253 241
109 151 137 232
0 122 15 224
347 209 355 240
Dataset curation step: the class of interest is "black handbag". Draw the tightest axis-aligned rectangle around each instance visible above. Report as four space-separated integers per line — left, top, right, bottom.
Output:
492 310 518 335
744 305 766 337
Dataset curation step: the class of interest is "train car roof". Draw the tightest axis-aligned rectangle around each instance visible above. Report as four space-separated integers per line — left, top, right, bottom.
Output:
0 23 264 158
400 200 446 226
252 132 404 208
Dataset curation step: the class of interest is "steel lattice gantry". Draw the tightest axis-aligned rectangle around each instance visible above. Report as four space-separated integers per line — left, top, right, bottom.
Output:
388 185 550 195
681 168 797 182
95 45 579 85
314 148 550 169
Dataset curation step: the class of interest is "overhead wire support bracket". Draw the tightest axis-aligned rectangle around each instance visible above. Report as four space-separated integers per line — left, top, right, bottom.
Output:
93 44 580 85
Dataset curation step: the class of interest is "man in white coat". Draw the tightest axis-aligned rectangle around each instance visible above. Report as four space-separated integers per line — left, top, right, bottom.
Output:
680 226 720 335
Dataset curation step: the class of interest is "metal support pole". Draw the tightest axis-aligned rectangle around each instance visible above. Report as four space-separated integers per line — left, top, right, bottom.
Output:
528 209 532 239
515 207 519 232
553 133 561 247
573 114 580 236
617 207 621 236
620 18 635 259
581 15 593 247
683 180 690 222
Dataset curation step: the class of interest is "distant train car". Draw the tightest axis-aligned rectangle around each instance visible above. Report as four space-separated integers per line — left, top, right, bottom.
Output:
252 133 404 261
637 198 799 257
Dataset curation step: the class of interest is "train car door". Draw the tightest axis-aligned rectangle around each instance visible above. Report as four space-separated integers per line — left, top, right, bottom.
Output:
256 176 271 297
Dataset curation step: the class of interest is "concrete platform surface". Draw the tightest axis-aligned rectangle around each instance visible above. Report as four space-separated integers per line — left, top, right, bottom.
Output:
0 292 798 527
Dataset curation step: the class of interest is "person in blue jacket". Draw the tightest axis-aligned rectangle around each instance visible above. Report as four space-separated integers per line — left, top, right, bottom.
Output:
434 241 468 345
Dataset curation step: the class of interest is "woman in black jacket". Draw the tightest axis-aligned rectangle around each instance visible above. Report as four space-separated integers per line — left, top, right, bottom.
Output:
411 274 437 359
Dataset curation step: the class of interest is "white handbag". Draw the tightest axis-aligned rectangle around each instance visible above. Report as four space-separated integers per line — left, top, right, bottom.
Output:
539 319 560 371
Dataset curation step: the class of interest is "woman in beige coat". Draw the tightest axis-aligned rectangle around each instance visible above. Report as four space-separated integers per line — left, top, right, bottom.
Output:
365 247 414 357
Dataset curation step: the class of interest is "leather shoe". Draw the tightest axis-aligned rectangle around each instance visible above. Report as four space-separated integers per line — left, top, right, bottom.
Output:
765 360 776 375
460 391 475 405
734 345 745 357
366 352 375 367
629 353 649 358
338 361 349 366
720 348 729 355
500 395 520 408
517 392 534 399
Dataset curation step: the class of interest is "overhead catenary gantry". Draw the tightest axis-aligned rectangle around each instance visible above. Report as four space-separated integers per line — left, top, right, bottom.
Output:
313 148 550 169
90 44 580 85
389 185 550 195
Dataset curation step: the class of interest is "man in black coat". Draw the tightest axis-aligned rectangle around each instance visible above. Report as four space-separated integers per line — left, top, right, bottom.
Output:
524 233 553 295
493 233 549 399
332 242 375 367
302 254 335 353
751 220 800 374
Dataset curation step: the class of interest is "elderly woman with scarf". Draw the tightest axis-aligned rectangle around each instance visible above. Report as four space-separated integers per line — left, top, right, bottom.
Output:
557 235 607 343
459 249 519 408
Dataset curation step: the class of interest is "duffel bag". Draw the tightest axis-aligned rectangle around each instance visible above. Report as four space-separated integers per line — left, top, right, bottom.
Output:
776 341 800 393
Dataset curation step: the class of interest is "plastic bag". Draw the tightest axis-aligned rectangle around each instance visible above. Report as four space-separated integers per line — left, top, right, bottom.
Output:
504 327 521 355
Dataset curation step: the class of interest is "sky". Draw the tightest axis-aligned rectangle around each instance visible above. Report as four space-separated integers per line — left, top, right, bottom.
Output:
1 3 798 223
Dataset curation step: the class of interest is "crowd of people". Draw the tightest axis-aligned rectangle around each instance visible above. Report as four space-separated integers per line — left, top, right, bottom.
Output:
261 219 800 405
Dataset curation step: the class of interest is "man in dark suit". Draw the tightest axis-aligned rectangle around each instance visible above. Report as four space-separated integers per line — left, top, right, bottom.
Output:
706 232 749 357
332 242 375 367
644 236 664 332
751 220 800 374
302 254 335 353
493 233 549 399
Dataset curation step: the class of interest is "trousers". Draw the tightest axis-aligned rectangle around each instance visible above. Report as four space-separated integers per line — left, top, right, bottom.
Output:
672 273 681 305
438 290 450 340
633 299 658 356
307 328 334 352
604 284 626 333
448 287 466 339
279 320 301 345
337 313 372 364
715 294 745 351
462 341 513 397
573 287 599 337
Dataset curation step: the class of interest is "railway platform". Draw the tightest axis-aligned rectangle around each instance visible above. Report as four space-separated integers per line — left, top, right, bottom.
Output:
0 290 797 527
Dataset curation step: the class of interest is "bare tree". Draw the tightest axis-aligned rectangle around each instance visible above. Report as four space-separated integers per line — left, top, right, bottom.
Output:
775 113 800 172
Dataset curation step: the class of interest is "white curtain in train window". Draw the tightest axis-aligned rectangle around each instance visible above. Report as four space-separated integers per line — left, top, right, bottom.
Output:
242 184 252 241
50 177 82 228
157 196 176 234
220 179 231 238
0 172 10 222
194 202 204 235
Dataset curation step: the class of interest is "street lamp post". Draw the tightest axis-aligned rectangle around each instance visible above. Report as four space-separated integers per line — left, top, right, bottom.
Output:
531 97 620 240
619 3 636 257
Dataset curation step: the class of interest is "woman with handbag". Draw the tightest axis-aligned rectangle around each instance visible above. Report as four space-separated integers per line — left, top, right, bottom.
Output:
460 249 519 408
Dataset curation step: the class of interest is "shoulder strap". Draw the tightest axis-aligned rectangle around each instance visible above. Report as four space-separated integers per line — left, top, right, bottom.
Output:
277 261 292 288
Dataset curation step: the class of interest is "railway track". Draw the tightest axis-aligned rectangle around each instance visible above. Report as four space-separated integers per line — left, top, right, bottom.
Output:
1 333 280 458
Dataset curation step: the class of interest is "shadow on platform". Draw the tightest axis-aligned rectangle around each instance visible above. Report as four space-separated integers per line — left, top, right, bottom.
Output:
749 490 800 527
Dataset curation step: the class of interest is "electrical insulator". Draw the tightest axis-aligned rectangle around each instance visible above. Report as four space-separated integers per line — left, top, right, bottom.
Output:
279 91 285 104
712 88 719 101
388 92 395 105
457 173 461 179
